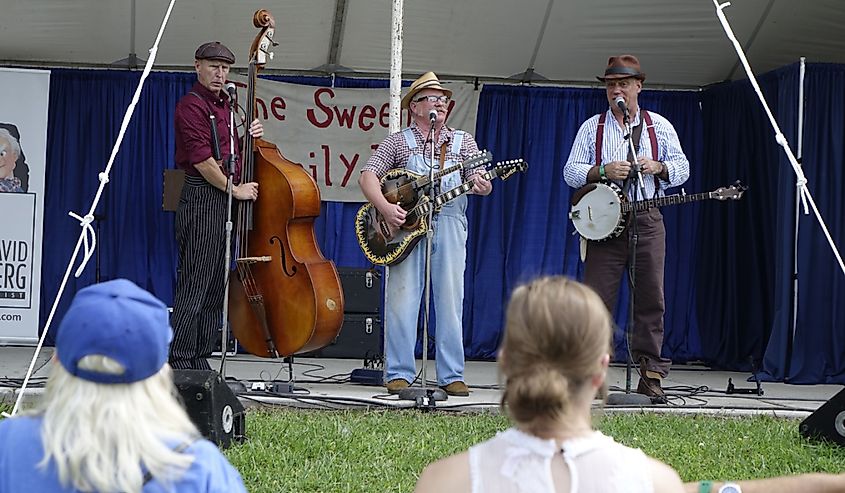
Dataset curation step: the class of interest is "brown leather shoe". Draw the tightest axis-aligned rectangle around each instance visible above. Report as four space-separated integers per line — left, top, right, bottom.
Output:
440 381 470 396
386 379 410 394
636 376 667 404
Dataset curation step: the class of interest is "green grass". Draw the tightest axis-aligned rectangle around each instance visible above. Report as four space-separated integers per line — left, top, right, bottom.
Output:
2 404 842 491
224 409 845 493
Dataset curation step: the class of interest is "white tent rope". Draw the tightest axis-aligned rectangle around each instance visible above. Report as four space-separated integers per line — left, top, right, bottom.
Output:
4 0 177 418
713 1 845 277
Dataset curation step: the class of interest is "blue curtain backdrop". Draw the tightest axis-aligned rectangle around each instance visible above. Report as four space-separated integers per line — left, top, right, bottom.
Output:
749 64 845 384
38 66 845 383
467 85 704 361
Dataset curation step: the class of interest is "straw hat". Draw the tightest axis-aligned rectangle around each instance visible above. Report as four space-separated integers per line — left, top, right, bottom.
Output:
401 72 453 109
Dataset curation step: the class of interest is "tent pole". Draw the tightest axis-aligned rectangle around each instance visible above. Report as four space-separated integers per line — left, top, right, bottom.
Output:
389 0 403 134
382 0 403 396
786 57 806 378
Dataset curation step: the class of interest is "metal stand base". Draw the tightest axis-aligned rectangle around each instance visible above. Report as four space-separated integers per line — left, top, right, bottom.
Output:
398 386 448 407
224 378 248 396
605 391 654 406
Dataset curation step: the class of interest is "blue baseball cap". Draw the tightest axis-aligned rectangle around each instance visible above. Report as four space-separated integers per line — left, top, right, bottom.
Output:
56 279 173 384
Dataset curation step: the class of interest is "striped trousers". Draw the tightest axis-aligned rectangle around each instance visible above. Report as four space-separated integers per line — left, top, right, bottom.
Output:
169 175 231 370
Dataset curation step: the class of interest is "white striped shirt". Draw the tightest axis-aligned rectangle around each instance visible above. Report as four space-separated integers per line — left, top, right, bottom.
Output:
563 108 690 199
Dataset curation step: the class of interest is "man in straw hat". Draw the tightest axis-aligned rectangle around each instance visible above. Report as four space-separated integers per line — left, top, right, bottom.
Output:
170 41 264 370
359 72 492 397
0 279 247 492
563 55 690 402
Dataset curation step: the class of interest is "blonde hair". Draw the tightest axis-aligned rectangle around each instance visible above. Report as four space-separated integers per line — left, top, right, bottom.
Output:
500 276 612 428
34 359 200 493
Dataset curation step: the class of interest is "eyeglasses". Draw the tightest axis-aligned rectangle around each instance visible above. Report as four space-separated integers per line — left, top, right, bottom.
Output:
414 95 450 104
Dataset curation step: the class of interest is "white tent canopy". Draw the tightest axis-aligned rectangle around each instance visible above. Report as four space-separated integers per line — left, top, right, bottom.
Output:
2 0 844 88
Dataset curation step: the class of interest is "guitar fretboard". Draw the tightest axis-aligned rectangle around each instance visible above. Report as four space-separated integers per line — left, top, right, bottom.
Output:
622 192 712 212
414 170 501 215
417 163 463 188
415 152 490 188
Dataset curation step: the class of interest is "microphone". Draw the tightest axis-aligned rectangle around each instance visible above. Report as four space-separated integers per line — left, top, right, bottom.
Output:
428 109 438 123
614 96 629 117
225 82 237 100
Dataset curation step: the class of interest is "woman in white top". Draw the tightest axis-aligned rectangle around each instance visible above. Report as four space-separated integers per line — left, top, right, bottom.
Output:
415 276 684 493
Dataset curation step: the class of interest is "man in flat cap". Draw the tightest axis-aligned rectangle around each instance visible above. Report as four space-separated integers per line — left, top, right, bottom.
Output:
564 55 690 403
358 72 493 397
169 42 263 370
0 279 247 492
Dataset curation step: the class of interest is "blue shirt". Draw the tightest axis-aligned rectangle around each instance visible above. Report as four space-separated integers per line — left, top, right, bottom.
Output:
0 416 247 493
564 108 690 200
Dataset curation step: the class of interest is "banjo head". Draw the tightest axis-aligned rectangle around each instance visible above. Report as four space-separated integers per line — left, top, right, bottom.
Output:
570 182 624 241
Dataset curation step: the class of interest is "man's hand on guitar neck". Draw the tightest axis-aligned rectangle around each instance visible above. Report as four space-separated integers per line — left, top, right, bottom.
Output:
470 173 493 195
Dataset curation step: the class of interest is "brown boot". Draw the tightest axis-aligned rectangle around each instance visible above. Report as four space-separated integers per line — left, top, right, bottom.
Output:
440 381 470 396
636 375 667 404
386 379 410 395
636 358 667 404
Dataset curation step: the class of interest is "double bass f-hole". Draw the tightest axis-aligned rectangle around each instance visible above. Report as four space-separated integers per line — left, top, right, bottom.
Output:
270 235 297 277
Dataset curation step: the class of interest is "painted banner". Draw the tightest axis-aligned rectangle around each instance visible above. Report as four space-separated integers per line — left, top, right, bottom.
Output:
0 68 49 344
229 77 481 202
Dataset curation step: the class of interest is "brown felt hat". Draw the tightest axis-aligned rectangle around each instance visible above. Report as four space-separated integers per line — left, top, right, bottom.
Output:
401 72 453 109
596 54 646 82
195 41 235 64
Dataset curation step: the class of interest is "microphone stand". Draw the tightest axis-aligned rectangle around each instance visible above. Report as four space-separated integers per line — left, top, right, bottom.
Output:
399 114 448 406
218 95 238 378
606 108 653 406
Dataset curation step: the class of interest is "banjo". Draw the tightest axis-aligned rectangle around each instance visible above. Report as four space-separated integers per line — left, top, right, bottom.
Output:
569 180 746 241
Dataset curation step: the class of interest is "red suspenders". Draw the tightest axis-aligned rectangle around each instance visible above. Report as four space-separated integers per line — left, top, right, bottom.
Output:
595 109 660 189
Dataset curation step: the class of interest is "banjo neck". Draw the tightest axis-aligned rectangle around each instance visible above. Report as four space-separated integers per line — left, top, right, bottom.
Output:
622 191 714 213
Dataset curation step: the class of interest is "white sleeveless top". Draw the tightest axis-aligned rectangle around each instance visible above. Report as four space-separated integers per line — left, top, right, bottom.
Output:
468 428 653 493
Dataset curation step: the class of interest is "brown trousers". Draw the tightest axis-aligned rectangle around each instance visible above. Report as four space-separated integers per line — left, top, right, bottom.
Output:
583 207 671 377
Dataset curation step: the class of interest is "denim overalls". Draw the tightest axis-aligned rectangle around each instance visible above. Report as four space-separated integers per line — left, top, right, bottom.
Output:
384 128 469 386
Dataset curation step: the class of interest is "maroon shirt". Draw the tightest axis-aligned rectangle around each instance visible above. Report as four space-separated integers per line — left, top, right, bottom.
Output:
174 82 242 182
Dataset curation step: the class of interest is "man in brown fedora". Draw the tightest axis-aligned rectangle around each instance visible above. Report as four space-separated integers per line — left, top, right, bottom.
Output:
563 55 690 402
169 41 265 370
359 72 493 397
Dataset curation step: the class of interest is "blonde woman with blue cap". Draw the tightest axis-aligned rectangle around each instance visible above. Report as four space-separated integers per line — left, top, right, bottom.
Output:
0 279 247 492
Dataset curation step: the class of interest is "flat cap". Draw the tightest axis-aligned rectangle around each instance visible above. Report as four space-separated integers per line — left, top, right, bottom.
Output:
195 41 235 64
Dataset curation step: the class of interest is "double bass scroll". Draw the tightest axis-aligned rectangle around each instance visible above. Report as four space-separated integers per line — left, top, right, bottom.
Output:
228 9 345 358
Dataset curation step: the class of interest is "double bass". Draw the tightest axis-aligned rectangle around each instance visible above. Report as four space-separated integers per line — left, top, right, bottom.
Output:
229 9 344 357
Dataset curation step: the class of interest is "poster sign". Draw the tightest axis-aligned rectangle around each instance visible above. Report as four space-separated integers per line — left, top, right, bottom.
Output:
0 68 49 344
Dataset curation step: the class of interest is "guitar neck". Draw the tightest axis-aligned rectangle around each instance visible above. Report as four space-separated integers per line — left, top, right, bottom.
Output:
416 162 464 188
622 191 714 212
413 170 500 215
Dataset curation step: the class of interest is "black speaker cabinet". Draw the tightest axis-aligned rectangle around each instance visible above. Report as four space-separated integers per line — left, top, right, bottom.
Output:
338 267 381 314
173 369 246 448
317 314 383 359
800 387 845 446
